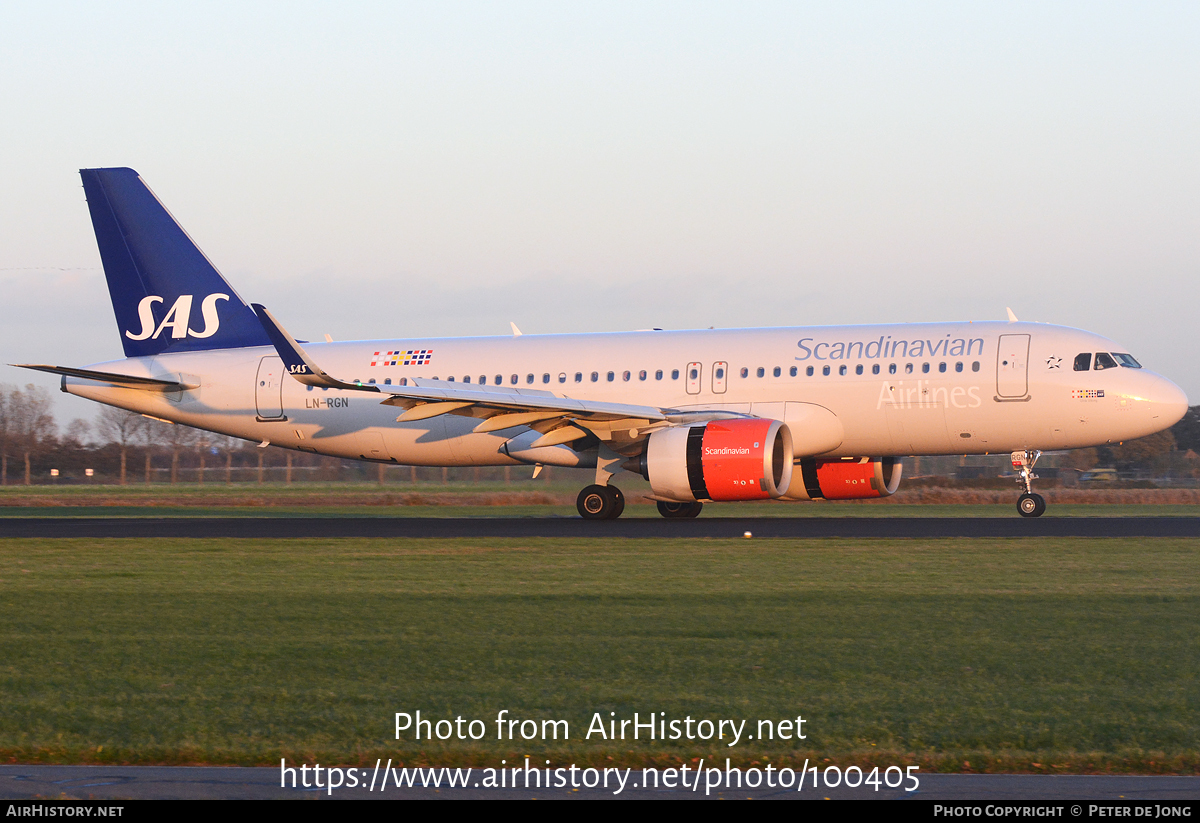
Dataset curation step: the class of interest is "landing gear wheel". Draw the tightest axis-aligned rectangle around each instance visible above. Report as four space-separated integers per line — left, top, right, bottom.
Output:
1017 492 1046 518
609 486 625 519
657 501 703 519
577 484 624 520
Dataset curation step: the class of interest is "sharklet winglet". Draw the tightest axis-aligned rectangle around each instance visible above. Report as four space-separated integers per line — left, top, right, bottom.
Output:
250 304 379 393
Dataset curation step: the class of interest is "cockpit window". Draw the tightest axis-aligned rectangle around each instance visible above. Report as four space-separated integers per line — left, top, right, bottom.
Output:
1112 353 1142 368
1073 353 1091 371
1094 352 1118 370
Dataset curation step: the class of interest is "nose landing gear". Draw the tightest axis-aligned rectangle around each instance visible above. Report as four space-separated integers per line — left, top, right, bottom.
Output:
1011 449 1046 517
577 484 625 520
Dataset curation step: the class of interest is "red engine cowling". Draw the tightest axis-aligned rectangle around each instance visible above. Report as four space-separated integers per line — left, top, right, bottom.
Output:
780 457 903 500
640 419 794 502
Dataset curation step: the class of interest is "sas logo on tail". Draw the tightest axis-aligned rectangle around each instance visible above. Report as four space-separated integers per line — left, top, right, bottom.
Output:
126 294 229 341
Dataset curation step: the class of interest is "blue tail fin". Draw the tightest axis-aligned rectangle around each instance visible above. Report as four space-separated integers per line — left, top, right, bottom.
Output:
80 167 271 358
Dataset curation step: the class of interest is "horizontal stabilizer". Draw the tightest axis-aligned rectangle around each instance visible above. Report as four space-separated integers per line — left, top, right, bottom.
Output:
11 364 195 392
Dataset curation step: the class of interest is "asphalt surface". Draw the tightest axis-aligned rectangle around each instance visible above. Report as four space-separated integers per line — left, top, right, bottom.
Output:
0 516 1197 539
3 766 1199 800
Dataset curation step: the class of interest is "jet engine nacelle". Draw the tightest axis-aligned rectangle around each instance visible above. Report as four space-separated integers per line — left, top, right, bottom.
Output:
780 456 903 501
639 418 794 502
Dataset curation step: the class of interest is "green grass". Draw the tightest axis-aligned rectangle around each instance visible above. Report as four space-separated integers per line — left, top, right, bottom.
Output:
2 536 1199 772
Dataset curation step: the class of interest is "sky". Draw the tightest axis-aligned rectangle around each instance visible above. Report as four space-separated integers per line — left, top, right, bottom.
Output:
1 1 1197 426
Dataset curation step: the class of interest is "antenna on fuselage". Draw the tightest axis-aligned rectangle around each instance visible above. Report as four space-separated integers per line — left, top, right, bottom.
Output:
1006 307 1019 323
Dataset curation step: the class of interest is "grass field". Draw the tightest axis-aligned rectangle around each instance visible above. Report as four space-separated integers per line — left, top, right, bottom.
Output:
2 535 1198 772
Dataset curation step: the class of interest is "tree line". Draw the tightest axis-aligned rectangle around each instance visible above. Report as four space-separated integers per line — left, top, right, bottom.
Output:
0 383 425 485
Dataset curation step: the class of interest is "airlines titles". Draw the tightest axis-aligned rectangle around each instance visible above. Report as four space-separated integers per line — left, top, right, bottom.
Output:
797 334 985 361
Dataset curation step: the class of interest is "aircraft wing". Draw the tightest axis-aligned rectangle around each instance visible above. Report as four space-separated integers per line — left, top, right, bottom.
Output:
251 304 676 445
11 364 195 393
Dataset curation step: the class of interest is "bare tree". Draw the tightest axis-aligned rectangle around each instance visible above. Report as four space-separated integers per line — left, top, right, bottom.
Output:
63 418 92 447
95 406 144 485
164 423 197 484
140 416 172 484
0 384 12 486
210 435 240 484
8 385 56 485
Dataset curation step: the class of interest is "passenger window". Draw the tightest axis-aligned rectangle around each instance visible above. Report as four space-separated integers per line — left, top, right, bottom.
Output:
806 366 814 376
526 374 534 384
822 365 830 376
838 365 847 376
639 370 647 381
888 363 897 375
715 367 724 379
542 373 550 383
971 362 980 372
789 366 797 377
591 372 599 382
1094 352 1118 370
494 375 502 385
855 364 863 375
955 362 963 373
872 364 880 375
510 374 518 385
607 371 615 382
463 376 470 383
622 371 631 382
575 372 582 383
904 363 913 374
773 366 781 377
922 363 930 373
671 369 680 380
740 367 749 378
368 378 377 384
938 362 947 373
1073 353 1091 371
399 378 408 387
558 373 566 383
655 370 663 380
383 378 391 385
690 367 699 379
756 367 765 378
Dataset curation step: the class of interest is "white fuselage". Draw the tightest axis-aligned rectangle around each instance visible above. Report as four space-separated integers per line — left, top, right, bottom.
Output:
64 320 1188 468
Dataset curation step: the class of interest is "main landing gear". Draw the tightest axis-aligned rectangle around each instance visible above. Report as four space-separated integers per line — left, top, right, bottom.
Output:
577 484 625 520
656 500 703 519
575 485 704 520
1011 449 1046 518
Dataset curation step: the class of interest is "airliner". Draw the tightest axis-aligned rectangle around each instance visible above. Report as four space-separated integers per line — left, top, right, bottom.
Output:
14 168 1190 518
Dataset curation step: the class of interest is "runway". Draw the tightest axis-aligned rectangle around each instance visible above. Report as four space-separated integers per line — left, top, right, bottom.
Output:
0 516 1197 539
2 765 1199 801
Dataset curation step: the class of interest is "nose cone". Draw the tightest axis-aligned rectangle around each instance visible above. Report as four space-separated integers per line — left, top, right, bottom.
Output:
1152 376 1189 429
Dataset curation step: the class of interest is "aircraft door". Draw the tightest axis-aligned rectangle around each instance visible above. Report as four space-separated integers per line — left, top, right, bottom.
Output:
712 361 728 394
255 356 285 419
686 362 702 395
996 334 1031 398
